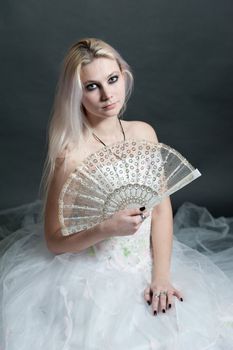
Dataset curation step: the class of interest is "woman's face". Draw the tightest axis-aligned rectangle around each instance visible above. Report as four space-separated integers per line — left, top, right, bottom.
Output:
80 57 126 120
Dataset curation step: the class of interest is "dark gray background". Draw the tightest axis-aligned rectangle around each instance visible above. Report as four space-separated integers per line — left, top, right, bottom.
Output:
1 0 233 216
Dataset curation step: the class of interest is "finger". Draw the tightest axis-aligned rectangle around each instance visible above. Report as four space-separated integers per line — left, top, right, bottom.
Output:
123 208 141 216
159 292 167 313
152 290 160 316
124 207 146 216
143 286 152 305
135 212 150 225
173 289 184 302
167 291 173 309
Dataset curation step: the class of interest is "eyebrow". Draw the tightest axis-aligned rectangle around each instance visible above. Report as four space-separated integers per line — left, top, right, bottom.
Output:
83 71 120 85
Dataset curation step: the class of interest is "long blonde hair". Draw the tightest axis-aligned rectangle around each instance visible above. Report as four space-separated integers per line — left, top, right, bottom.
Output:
39 38 134 212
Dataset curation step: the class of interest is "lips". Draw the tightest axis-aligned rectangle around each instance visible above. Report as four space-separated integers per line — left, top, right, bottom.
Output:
102 102 117 109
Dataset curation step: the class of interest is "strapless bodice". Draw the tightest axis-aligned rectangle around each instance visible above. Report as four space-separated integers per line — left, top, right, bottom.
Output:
86 214 153 272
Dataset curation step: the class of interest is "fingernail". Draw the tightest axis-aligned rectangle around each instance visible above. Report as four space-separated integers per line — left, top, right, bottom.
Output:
168 304 172 308
147 301 151 305
180 298 183 302
140 206 145 211
162 309 166 313
154 310 157 316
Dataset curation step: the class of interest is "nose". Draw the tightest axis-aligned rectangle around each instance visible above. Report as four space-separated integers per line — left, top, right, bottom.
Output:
100 85 112 101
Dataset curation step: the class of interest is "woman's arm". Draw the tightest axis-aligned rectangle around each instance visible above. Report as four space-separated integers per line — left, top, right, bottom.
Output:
43 155 109 254
132 121 174 278
45 217 110 255
145 199 183 314
145 186 183 314
45 207 149 255
44 156 149 254
134 121 183 311
150 197 173 281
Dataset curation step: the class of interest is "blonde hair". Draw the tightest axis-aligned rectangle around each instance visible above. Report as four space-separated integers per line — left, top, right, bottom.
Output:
39 37 134 213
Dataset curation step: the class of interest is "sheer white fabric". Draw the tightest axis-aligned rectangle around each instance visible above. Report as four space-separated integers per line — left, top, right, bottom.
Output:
0 199 233 349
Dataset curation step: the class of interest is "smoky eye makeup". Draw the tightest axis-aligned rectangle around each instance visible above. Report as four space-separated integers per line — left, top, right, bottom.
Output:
85 83 98 91
108 75 119 83
84 72 120 91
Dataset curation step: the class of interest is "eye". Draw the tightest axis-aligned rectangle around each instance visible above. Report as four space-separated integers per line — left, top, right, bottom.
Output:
85 83 98 91
108 75 119 83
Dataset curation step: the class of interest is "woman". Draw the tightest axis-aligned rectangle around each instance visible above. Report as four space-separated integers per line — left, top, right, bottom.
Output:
44 38 183 312
1 38 233 349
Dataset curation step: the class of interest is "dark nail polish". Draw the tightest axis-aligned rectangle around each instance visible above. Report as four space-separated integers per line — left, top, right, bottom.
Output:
168 304 172 308
147 301 151 305
180 298 183 302
162 309 166 313
140 206 145 211
154 310 157 316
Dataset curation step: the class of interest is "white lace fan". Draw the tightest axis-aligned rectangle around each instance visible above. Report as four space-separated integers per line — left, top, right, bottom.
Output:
58 139 201 235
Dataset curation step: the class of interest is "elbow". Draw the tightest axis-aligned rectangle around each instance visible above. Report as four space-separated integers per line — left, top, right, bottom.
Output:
44 229 64 255
46 241 60 255
45 237 61 255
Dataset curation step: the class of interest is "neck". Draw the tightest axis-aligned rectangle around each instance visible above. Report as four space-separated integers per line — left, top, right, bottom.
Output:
86 115 123 142
90 116 119 134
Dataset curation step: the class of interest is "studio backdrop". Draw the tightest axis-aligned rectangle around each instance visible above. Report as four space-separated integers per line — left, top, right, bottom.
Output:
1 0 233 216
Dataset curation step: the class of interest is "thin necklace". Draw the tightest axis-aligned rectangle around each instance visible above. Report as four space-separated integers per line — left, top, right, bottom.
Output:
92 118 126 147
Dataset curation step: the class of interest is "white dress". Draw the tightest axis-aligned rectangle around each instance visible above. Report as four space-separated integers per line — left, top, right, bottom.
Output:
0 197 233 349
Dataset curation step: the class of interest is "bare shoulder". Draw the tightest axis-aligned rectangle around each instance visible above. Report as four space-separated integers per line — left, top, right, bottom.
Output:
123 120 159 143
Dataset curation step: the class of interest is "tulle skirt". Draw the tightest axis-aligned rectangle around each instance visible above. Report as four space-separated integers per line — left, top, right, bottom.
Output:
0 200 233 350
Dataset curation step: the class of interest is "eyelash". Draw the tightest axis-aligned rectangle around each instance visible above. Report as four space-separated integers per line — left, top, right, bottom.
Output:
86 75 119 91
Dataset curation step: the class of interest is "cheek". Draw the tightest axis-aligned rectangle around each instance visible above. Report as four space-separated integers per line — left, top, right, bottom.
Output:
81 94 96 109
118 81 126 99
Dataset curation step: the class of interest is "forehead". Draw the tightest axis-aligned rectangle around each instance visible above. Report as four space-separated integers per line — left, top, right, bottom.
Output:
80 57 120 82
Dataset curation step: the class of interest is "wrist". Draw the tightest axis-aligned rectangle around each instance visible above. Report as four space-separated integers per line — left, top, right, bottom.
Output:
97 219 113 239
152 268 170 282
152 276 171 284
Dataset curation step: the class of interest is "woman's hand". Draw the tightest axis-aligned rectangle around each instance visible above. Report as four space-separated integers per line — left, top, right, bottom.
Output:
143 278 183 315
103 207 150 237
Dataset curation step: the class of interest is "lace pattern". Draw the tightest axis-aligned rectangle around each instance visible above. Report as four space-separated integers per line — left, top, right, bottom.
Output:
58 139 201 235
